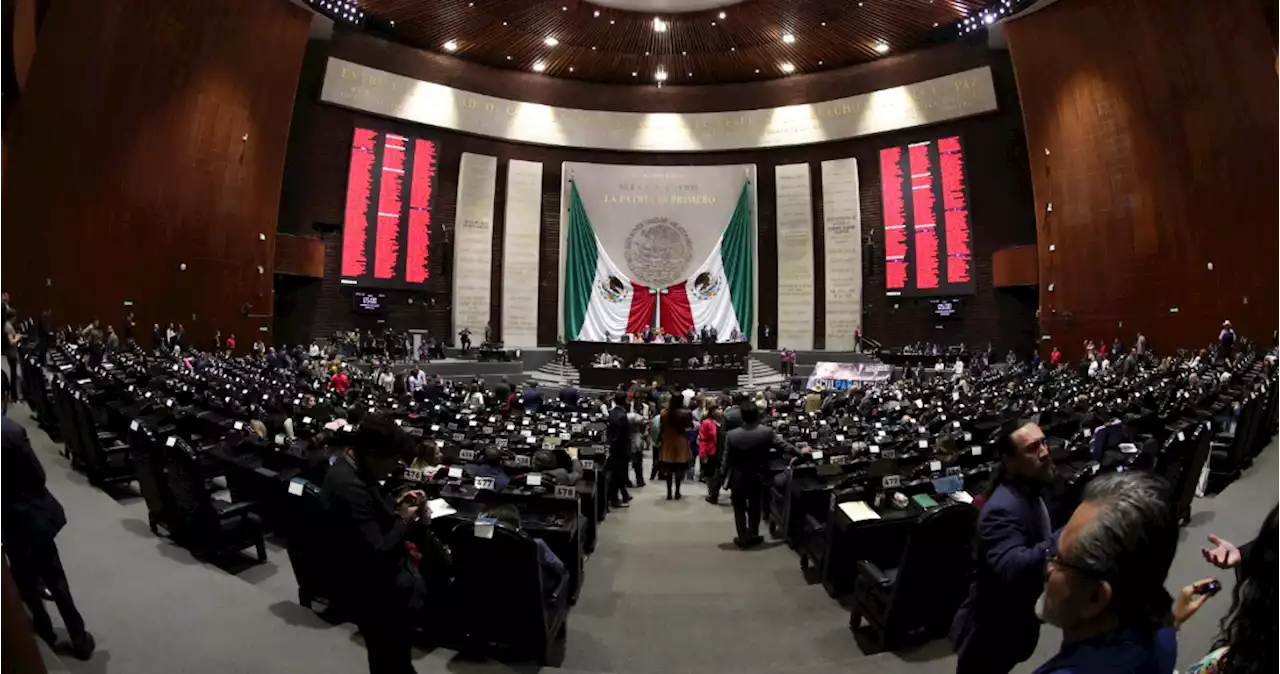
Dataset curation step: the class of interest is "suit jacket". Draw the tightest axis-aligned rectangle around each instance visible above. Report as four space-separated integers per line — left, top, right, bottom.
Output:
723 423 794 487
951 481 1058 665
606 405 630 462
544 460 583 486
320 454 412 609
2 416 67 542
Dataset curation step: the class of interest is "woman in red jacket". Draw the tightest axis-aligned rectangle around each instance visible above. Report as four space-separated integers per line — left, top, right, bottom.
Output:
698 404 721 497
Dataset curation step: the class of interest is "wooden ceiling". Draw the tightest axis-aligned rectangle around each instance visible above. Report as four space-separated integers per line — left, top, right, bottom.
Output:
341 0 1009 85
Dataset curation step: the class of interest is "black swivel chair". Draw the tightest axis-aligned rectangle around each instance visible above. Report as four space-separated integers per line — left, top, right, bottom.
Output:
164 436 267 563
128 419 181 536
439 517 570 665
282 478 336 610
849 502 978 653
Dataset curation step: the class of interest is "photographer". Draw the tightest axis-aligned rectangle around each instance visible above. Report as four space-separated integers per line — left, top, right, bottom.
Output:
321 415 426 674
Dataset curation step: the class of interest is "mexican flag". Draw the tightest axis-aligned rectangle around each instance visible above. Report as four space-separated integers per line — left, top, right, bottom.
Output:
564 182 753 341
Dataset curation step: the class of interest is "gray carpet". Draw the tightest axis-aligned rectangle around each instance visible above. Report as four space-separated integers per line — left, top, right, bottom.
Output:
14 403 1275 674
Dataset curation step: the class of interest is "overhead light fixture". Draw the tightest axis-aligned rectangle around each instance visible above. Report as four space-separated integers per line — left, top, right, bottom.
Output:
780 62 795 73
875 42 890 54
533 62 546 72
754 68 760 73
545 37 559 47
718 11 726 19
711 21 716 26
782 33 796 44
506 55 512 60
688 72 693 76
593 10 600 17
821 22 826 26
443 40 458 52
569 66 575 72
653 17 668 32
655 68 668 81
818 60 824 65
632 71 637 76
984 14 994 24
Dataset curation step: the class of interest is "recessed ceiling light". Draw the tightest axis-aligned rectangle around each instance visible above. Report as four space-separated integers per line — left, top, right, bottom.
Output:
780 62 795 73
610 20 615 24
570 66 575 72
875 42 890 54
506 55 512 60
632 71 638 76
682 51 687 55
933 22 939 27
533 62 546 72
821 22 826 26
545 37 559 46
562 5 567 10
711 21 716 26
593 10 600 17
818 60 824 65
730 47 735 51
719 11 726 19
655 69 668 81
782 33 796 44
443 40 458 52
592 46 597 50
754 68 760 73
688 72 693 76
653 17 667 32
645 51 650 55
502 21 508 26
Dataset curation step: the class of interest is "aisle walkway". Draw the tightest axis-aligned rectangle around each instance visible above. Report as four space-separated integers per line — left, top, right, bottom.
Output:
15 401 1276 674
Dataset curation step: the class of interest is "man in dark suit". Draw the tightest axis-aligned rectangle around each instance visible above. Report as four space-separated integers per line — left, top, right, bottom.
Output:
950 418 1058 674
321 415 425 674
722 401 796 548
2 374 96 659
533 449 582 486
605 391 631 508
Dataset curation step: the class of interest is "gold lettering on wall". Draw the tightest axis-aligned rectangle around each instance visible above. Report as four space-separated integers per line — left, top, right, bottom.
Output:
321 58 999 152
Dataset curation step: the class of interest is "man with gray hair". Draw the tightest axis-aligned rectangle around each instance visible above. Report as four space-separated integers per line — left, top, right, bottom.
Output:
1031 471 1178 673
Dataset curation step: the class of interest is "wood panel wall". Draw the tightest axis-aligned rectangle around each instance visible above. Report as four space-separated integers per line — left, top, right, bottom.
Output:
275 234 327 278
1006 0 1279 358
993 245 1038 288
277 35 1039 352
2 0 310 347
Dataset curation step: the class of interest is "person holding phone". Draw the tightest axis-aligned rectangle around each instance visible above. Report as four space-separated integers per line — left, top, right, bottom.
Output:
321 415 426 674
1174 505 1277 674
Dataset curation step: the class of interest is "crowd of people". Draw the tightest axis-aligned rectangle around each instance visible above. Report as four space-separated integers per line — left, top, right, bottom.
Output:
590 323 749 344
3 293 1276 674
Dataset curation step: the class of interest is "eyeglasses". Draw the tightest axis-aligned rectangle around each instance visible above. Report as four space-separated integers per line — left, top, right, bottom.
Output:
1047 553 1106 579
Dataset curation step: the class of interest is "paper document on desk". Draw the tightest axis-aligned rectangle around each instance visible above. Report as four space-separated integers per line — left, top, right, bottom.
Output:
426 498 456 519
950 490 974 504
838 501 881 523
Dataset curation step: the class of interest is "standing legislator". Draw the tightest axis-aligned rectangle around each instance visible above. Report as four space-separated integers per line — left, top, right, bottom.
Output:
950 419 1058 674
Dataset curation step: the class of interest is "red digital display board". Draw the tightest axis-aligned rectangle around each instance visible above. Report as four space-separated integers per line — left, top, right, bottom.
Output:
341 128 439 288
878 135 974 297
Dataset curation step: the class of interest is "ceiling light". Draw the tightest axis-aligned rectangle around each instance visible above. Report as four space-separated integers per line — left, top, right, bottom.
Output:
569 66 575 72
592 46 597 50
754 69 760 73
682 51 687 55
782 33 796 44
688 72 693 76
933 22 939 27
610 20 615 24
443 40 458 52
730 47 735 51
655 69 668 81
502 21 507 25
719 11 726 19
821 22 826 26
506 56 512 60
653 17 667 33
780 62 795 73
632 71 637 76
533 62 546 72
818 60 824 65
562 5 567 10
875 42 890 54
593 10 600 17
983 14 994 24
711 21 716 26
545 37 559 47
645 51 650 55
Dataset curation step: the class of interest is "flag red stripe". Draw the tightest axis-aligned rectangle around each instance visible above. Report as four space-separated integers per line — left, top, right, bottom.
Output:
659 281 695 339
627 282 655 335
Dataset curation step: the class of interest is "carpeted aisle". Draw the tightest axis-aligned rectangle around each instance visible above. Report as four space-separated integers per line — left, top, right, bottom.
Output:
14 402 1276 674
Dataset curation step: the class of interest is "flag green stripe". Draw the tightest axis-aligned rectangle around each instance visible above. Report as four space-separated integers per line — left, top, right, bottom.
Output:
564 182 598 340
721 183 753 334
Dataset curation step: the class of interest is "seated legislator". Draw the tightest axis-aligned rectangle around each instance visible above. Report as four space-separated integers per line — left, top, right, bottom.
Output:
465 446 512 490
951 419 1059 674
533 449 582 486
321 415 427 674
481 504 565 601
